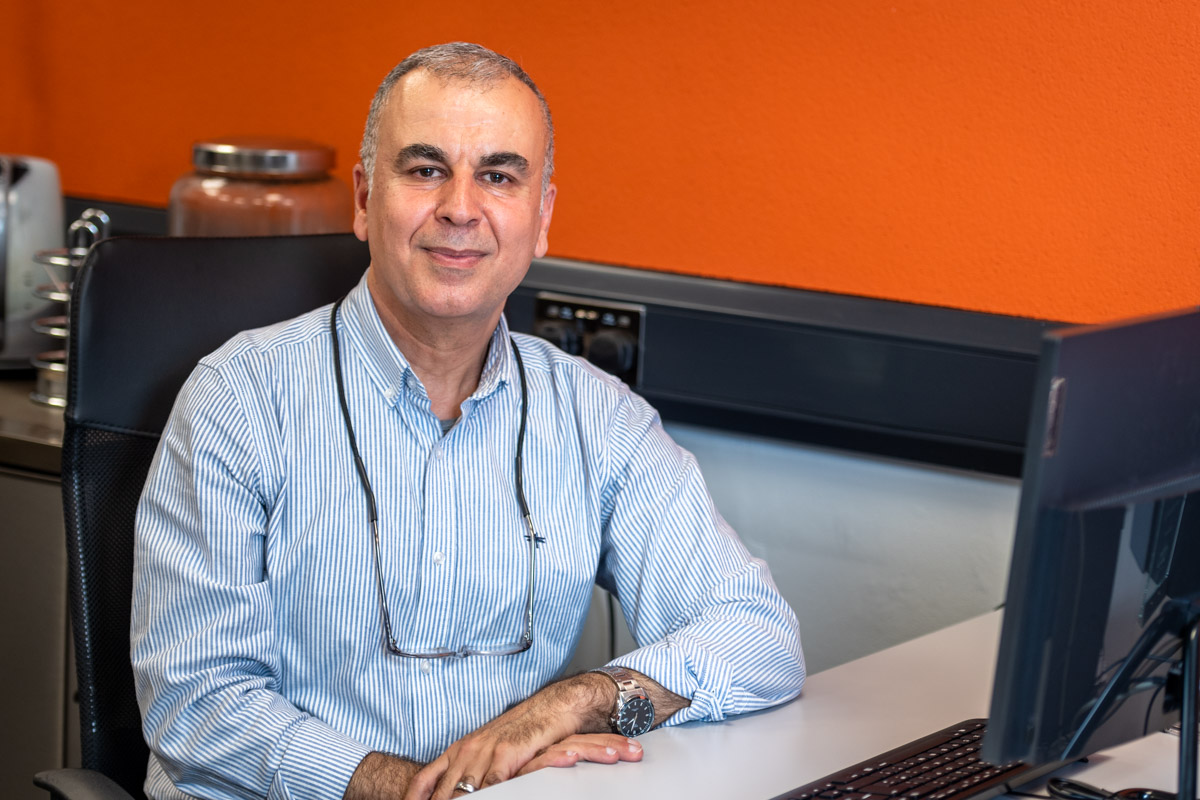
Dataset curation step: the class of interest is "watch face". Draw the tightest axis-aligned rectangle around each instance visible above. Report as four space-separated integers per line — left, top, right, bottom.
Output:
617 696 655 736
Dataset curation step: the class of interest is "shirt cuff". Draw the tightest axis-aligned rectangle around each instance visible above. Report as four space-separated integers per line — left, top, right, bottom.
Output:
271 717 373 800
610 637 735 726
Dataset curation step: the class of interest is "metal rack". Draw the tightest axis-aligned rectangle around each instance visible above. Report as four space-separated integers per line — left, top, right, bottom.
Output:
30 209 109 407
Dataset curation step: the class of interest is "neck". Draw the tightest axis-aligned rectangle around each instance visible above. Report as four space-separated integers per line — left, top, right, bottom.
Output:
365 281 499 421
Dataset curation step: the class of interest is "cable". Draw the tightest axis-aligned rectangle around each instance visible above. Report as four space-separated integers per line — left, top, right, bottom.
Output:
1142 680 1166 737
1047 777 1118 800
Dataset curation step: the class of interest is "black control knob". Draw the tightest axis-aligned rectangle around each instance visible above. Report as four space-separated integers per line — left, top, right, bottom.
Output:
586 329 637 377
533 320 583 355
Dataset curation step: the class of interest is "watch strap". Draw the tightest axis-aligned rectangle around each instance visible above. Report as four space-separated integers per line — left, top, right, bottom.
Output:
590 666 653 735
591 665 645 698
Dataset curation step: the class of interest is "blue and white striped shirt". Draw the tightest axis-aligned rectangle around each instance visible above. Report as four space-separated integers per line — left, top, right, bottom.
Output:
131 273 805 800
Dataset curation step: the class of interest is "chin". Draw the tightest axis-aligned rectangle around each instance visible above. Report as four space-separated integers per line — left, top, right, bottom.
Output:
419 299 496 324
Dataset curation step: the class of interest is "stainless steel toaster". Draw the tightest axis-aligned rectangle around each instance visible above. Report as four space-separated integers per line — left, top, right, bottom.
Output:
0 155 64 369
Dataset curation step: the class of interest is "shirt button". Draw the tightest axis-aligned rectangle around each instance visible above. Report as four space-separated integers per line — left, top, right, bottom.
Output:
419 660 432 674
384 387 398 402
431 551 444 565
406 375 418 391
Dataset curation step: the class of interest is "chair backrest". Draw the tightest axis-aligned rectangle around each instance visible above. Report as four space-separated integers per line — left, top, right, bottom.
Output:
61 234 369 799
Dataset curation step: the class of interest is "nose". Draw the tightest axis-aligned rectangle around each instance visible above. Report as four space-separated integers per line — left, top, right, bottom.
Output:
437 174 482 226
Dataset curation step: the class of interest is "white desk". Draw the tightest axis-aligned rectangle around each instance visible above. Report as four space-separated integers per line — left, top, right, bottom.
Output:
482 611 1184 800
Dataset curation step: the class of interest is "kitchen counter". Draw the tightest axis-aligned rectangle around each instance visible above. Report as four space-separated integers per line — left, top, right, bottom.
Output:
0 376 64 475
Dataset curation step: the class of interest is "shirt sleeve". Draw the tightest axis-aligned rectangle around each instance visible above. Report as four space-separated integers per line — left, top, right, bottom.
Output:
131 362 371 800
595 390 806 724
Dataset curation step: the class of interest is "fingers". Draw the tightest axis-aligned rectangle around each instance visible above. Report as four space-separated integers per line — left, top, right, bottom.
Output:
563 733 644 762
404 757 447 800
442 743 508 797
432 762 487 800
409 762 484 800
407 753 493 800
516 734 644 777
428 739 513 800
449 775 479 797
422 716 548 796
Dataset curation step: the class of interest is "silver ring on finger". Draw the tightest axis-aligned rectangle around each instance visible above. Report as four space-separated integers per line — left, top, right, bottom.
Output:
455 780 477 794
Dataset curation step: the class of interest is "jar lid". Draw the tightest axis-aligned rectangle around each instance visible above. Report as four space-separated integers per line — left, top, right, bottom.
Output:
192 137 336 177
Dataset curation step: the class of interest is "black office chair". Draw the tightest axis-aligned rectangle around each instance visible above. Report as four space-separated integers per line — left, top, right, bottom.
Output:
34 234 370 800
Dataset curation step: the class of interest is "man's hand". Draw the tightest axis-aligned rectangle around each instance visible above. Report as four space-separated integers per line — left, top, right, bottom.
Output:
407 669 686 798
514 733 644 777
406 672 611 798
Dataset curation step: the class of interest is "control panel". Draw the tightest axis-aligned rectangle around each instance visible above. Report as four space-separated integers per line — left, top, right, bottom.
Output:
532 292 645 387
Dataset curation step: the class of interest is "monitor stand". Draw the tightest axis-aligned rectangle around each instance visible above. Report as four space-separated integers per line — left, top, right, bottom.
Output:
1177 610 1197 800
1064 597 1198 800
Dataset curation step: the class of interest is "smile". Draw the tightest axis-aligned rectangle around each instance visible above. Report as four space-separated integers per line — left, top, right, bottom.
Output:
424 246 489 267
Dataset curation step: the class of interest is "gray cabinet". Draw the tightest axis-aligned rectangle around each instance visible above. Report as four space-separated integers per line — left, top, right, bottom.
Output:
0 466 77 799
0 380 77 799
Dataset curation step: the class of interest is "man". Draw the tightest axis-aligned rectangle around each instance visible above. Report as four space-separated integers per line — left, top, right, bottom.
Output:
132 42 804 800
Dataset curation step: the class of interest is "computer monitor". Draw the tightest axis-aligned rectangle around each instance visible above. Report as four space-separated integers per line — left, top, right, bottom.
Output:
981 306 1200 796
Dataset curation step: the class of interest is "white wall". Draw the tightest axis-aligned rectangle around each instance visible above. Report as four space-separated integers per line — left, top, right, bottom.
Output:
667 422 1021 674
567 423 1022 676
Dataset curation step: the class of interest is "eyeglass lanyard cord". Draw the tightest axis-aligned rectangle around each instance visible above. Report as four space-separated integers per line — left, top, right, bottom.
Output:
509 340 538 644
329 296 537 653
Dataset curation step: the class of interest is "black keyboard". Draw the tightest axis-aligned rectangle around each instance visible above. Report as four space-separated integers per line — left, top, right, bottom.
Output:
769 719 1052 800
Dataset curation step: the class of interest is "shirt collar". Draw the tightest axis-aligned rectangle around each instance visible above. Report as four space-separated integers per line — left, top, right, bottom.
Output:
339 272 519 409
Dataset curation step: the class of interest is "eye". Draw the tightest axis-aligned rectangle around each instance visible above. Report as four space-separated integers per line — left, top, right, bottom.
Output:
482 172 511 185
412 166 442 179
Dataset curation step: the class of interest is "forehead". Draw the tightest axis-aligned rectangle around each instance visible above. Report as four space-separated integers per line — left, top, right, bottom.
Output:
378 70 546 163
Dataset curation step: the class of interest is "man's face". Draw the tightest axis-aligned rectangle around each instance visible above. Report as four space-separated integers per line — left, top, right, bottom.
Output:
353 69 556 336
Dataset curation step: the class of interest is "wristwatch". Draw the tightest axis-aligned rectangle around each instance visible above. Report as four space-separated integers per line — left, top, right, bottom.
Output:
590 665 655 737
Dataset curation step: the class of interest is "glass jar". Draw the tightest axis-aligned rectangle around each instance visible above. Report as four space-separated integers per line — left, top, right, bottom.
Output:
169 137 353 236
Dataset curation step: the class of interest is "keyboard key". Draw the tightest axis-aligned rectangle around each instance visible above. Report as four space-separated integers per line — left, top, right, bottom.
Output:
857 783 895 795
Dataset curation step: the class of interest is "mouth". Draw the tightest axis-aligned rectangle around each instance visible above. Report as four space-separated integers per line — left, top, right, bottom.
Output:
424 246 489 267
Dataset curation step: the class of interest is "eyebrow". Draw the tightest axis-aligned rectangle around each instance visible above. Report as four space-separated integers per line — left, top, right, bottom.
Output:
479 151 530 176
393 143 448 170
392 143 531 177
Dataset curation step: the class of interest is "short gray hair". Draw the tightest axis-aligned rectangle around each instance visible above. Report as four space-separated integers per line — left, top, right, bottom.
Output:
359 42 555 194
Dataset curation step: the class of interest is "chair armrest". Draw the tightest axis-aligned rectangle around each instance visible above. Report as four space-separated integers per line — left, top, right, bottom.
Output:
33 769 137 800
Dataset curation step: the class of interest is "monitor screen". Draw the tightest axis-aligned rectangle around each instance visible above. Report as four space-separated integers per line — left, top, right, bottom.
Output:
982 306 1200 767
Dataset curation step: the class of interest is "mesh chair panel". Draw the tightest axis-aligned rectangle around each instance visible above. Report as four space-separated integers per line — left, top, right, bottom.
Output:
61 426 159 800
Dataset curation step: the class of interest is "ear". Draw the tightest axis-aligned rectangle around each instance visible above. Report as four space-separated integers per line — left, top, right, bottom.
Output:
533 182 557 259
352 163 370 242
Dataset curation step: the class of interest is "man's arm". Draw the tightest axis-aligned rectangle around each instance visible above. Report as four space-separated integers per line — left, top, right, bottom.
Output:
404 669 680 799
133 363 371 800
590 389 807 725
344 753 423 800
508 669 689 776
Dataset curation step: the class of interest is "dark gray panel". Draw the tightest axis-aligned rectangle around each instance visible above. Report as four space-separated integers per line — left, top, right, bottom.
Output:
644 308 1036 448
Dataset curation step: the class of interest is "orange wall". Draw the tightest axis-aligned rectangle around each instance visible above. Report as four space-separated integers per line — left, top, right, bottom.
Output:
4 1 1198 323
